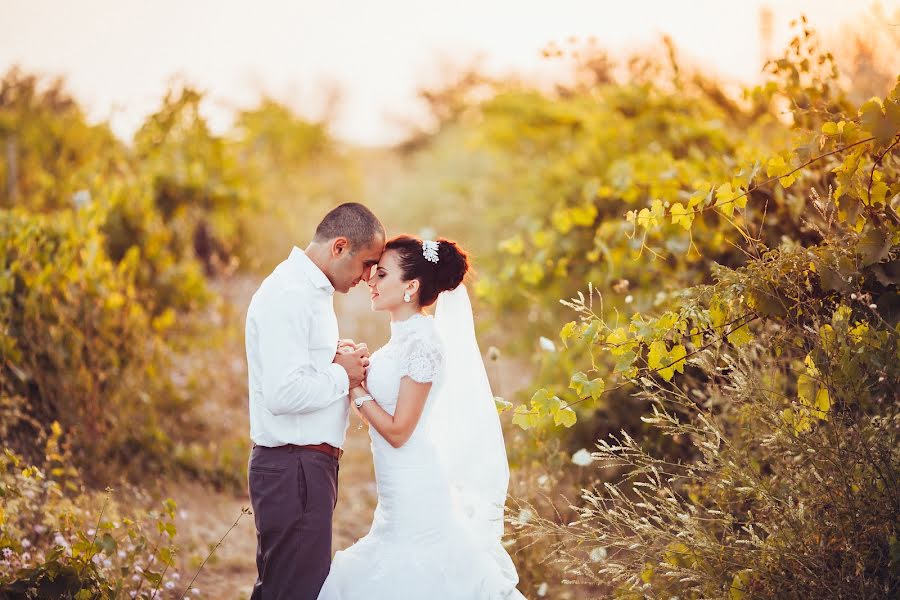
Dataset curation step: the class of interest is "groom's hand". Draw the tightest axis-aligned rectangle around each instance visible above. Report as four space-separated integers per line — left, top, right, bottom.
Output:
334 346 369 388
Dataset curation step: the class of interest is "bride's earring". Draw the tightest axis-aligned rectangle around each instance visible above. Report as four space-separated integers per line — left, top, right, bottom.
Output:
403 291 412 303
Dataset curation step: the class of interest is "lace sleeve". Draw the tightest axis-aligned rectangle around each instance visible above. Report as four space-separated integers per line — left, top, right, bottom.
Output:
402 336 444 384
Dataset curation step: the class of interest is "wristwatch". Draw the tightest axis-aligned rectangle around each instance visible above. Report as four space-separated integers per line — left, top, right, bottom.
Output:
354 394 374 409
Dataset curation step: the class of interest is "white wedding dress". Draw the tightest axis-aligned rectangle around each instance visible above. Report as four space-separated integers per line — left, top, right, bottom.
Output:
317 312 525 600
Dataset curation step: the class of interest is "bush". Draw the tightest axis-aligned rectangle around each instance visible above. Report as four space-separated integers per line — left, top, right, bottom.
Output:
0 429 188 599
498 28 900 599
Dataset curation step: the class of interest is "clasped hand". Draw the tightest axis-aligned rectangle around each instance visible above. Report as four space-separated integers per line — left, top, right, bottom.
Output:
333 338 370 388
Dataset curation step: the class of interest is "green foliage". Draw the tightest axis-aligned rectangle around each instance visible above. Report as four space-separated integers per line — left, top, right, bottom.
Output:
0 70 348 490
0 432 186 598
488 25 900 599
0 68 124 212
0 205 244 488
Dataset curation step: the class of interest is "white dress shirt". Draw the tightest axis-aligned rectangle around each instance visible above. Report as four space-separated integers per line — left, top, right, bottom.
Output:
245 247 351 448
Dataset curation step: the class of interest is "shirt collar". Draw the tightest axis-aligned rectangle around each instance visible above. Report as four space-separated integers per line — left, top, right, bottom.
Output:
289 247 335 294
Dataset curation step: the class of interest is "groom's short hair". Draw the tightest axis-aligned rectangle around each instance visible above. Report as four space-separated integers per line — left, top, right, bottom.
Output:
313 203 385 250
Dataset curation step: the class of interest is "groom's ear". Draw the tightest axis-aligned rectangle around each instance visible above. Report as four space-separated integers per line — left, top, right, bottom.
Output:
331 237 350 257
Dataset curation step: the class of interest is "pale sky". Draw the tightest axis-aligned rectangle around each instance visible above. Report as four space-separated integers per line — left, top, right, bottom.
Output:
0 0 894 145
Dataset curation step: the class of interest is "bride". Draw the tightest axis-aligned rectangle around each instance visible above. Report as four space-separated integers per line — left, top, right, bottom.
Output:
317 235 526 600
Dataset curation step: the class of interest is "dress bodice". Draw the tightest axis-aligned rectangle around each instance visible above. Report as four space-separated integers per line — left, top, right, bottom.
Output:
365 313 445 450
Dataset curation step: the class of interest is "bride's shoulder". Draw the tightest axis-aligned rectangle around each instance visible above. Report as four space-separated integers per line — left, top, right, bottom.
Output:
399 316 444 383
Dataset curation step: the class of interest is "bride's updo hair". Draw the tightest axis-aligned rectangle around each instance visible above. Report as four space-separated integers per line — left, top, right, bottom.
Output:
385 235 469 307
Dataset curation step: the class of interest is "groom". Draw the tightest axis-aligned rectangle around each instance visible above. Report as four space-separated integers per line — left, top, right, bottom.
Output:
245 202 385 600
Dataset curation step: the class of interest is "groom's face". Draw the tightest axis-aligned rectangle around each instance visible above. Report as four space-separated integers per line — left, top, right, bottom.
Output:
330 237 384 293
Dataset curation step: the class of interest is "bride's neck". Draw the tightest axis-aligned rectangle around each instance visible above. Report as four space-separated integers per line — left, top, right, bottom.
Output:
389 303 424 323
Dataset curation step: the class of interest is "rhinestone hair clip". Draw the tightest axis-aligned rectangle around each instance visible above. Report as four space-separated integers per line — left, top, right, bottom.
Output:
422 240 440 263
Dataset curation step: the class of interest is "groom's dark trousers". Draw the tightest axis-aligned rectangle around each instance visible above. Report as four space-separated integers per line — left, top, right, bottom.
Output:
249 443 340 600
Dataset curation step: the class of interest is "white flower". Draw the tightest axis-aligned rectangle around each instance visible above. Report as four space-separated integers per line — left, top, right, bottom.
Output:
130 592 137 598
625 294 634 304
538 336 557 352
33 525 46 534
1 548 12 558
572 448 594 466
537 475 550 488
514 508 533 525
536 582 548 596
191 588 201 596
118 550 127 559
103 559 112 568
165 581 175 590
72 190 92 207
87 528 96 537
132 574 141 582
92 554 101 564
590 546 608 562
21 539 31 549
21 552 31 562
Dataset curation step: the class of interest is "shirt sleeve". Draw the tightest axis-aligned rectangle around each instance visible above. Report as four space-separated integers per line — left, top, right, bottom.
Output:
402 336 444 384
255 289 349 416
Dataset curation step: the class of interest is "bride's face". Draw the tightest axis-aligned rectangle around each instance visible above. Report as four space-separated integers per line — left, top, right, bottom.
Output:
368 250 418 312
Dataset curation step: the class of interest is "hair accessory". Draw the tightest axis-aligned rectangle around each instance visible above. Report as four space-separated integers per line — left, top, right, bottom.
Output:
423 240 440 263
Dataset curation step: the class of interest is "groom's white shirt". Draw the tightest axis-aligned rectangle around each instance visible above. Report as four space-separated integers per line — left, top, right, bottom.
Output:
246 247 351 448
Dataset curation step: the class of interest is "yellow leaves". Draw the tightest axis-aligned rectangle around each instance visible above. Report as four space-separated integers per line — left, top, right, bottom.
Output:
511 405 537 430
605 327 635 356
105 291 126 311
570 371 605 401
730 570 753 600
821 121 843 136
869 180 889 206
821 120 860 138
785 354 831 434
714 183 746 218
670 202 693 230
498 235 525 255
636 199 666 230
715 183 747 217
648 340 687 381
512 388 579 429
782 406 812 435
860 97 900 148
766 155 799 188
570 203 599 227
519 262 544 285
709 297 729 330
552 203 598 234
726 322 753 346
151 308 176 333
551 209 573 234
560 321 578 347
554 405 578 427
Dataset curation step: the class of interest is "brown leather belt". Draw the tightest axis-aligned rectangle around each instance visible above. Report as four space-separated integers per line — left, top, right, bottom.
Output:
290 442 343 460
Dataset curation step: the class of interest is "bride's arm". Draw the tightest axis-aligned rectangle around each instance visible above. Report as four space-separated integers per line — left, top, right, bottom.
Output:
350 380 430 448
